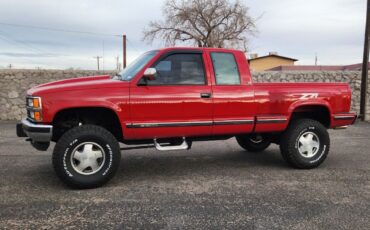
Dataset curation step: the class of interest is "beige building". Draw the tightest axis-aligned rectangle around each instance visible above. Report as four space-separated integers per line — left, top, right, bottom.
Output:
248 52 298 72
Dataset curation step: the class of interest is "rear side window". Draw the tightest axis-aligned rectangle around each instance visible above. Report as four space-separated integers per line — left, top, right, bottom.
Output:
211 52 241 85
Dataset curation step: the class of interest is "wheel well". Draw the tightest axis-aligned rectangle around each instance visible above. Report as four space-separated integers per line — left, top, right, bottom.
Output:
52 107 123 142
290 105 330 128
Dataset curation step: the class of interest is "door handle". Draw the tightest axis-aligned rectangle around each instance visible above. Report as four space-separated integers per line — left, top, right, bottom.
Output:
200 93 212 99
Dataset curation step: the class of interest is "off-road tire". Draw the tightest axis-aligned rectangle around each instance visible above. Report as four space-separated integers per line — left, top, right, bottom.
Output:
52 125 121 189
280 119 330 169
236 134 271 152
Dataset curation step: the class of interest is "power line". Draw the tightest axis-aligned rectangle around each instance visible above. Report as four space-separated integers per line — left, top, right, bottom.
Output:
0 29 47 54
0 22 142 57
0 22 120 37
0 34 45 65
0 22 138 69
126 38 141 53
0 29 83 58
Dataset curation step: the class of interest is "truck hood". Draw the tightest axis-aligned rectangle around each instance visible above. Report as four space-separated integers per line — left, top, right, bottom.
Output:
28 75 129 95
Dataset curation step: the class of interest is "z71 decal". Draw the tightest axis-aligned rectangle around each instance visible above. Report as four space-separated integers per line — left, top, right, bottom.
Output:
300 93 319 100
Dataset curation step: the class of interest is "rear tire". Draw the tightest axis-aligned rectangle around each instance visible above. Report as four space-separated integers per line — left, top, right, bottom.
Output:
236 134 271 152
52 125 121 189
280 119 330 169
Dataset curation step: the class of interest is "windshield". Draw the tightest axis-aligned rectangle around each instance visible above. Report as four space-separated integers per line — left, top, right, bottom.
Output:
119 50 159 81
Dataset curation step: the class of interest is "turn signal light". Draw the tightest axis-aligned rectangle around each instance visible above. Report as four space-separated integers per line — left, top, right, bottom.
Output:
32 98 40 108
34 111 41 121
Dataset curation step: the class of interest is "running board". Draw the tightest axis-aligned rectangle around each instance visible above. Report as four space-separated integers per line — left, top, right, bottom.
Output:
154 137 189 151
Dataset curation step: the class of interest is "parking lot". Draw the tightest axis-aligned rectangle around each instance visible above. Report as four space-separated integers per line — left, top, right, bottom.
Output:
0 121 370 229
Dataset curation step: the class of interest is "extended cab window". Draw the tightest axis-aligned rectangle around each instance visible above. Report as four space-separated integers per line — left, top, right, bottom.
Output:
211 52 241 85
147 53 206 85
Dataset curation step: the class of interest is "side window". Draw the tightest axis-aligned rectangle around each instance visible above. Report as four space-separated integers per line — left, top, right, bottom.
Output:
211 52 241 85
147 53 206 85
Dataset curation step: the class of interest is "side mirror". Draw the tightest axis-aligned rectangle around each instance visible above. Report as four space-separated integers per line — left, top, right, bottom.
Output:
143 68 157 80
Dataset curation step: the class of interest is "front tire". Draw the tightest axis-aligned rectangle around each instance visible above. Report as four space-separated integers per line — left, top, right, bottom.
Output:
236 134 271 152
52 125 121 189
280 119 330 169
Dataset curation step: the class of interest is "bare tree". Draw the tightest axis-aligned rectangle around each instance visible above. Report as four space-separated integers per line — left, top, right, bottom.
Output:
143 0 257 51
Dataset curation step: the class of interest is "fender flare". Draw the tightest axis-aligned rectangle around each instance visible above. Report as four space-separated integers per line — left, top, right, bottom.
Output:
287 99 333 124
51 100 122 123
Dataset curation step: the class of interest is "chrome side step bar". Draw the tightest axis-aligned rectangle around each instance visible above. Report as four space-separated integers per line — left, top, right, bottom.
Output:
154 137 189 151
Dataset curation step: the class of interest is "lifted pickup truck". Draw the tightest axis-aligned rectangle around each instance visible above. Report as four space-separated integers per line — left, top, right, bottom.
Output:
17 47 356 188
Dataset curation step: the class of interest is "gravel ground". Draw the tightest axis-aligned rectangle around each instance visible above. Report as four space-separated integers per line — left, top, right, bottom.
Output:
0 121 370 229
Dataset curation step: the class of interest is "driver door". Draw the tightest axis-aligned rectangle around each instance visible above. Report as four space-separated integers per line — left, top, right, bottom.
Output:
128 50 213 139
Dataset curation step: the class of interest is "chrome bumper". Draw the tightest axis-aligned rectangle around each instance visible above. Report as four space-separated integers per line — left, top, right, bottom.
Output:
16 119 53 142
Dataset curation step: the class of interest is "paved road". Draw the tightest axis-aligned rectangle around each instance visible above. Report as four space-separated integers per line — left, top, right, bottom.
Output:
0 121 370 229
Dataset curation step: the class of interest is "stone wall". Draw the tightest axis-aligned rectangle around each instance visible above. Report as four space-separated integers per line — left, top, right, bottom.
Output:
0 69 369 121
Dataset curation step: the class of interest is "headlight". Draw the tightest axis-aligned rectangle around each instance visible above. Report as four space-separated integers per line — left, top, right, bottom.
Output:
26 96 42 122
27 97 41 109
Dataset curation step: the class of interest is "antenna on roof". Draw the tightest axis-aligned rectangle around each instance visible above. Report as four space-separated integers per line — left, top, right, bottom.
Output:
315 53 318 66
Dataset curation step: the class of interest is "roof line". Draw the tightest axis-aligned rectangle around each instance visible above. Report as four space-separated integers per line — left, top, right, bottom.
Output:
249 54 298 62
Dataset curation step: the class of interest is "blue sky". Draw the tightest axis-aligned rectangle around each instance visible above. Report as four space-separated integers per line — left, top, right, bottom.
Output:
0 0 367 69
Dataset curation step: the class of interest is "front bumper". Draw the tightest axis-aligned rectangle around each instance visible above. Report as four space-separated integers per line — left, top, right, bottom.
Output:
16 119 53 142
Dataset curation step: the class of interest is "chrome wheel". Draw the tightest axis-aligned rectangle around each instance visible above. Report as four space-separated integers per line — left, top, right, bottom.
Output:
70 142 105 175
297 132 320 158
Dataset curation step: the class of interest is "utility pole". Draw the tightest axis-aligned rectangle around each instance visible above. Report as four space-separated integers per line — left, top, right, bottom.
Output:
123 34 127 68
102 40 105 72
116 56 121 71
360 0 370 121
93 56 102 71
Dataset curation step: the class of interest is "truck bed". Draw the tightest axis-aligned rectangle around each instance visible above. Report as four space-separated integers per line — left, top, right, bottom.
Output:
252 82 352 131
253 82 351 115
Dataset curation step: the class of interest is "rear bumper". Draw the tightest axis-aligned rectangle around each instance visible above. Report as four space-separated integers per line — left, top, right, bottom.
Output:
16 119 53 142
332 112 357 128
333 113 357 122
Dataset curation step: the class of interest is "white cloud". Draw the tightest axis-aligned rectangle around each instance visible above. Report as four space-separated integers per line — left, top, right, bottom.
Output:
246 0 366 64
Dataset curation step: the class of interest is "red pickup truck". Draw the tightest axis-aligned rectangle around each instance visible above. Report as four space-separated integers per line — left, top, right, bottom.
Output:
16 47 356 188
